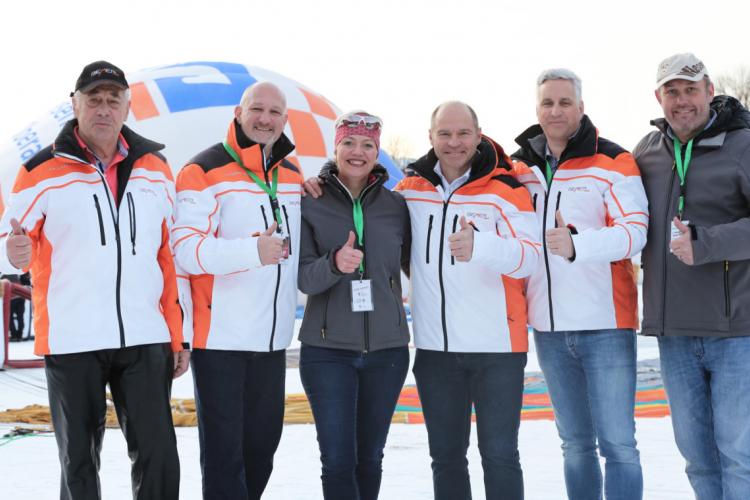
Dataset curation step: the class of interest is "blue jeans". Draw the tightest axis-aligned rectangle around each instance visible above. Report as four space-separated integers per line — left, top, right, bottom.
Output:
534 329 642 500
191 348 286 500
658 335 750 500
299 344 409 500
413 349 526 500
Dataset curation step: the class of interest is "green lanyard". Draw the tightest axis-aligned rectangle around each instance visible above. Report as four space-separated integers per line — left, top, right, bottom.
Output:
544 160 554 187
352 198 365 275
673 137 694 218
223 141 283 229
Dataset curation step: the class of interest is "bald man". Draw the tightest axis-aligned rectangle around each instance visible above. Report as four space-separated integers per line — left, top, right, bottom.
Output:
394 102 540 500
173 82 302 499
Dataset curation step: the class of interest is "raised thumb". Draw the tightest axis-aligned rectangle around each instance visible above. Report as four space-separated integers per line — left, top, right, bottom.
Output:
10 218 25 236
555 210 566 228
459 216 471 231
673 217 688 233
345 230 356 248
263 221 278 236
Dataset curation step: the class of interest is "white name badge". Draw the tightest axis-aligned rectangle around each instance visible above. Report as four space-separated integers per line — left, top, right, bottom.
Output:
351 280 374 312
671 220 689 241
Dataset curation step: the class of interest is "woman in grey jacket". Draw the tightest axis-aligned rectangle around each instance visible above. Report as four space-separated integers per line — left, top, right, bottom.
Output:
298 111 411 500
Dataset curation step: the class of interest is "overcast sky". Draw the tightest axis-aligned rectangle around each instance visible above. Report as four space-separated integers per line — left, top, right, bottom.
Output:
1 0 748 158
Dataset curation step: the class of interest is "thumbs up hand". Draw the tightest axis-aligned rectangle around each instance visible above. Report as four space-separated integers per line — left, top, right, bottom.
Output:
334 230 363 274
669 217 694 265
448 216 474 262
7 218 32 269
257 222 283 265
545 211 575 259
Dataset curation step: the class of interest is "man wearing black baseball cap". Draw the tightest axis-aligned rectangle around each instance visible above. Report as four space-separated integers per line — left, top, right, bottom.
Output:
0 60 189 499
71 60 130 96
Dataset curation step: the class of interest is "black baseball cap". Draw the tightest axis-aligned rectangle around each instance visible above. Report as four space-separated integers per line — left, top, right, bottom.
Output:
71 60 129 96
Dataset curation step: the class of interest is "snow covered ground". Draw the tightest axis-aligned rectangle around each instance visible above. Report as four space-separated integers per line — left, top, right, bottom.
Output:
0 334 692 499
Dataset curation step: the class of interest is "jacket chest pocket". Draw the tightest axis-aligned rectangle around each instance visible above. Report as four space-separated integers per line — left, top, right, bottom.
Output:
555 184 605 230
121 187 166 255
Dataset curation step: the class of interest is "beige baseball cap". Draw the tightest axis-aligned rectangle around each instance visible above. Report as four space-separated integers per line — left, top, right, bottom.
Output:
655 53 708 89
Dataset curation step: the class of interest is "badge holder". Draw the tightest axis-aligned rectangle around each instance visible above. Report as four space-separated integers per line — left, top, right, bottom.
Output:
351 277 374 312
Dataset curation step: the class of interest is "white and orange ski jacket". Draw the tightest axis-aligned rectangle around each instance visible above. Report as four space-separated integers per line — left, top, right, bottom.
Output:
395 137 540 353
512 116 649 332
0 121 183 355
173 121 302 351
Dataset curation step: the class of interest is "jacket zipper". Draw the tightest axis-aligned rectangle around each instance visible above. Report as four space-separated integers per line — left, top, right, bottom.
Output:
426 215 434 264
541 185 556 332
282 205 292 255
321 291 329 340
260 204 281 351
390 276 402 326
94 169 126 348
126 192 137 255
438 201 451 351
661 160 678 335
93 194 106 245
450 214 459 265
724 260 731 317
331 175 379 353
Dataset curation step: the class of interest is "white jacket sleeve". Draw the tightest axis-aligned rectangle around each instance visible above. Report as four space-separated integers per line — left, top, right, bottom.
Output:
471 186 541 278
172 163 261 276
571 155 649 263
0 166 48 274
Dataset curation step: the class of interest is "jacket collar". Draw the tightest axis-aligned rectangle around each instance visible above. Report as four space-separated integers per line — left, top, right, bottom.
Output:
512 114 598 167
319 160 388 199
53 118 164 164
225 119 296 173
405 136 511 189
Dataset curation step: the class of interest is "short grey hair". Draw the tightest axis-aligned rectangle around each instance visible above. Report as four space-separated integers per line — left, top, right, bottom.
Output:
537 68 582 102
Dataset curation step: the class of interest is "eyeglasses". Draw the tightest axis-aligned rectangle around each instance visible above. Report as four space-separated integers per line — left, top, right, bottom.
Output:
337 113 382 130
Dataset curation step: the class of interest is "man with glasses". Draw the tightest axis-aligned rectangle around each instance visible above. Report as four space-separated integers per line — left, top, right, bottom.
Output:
0 60 187 500
173 81 302 500
634 53 750 500
512 68 648 500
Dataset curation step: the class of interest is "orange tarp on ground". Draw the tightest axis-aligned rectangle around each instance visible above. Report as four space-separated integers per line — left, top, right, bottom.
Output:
392 381 670 424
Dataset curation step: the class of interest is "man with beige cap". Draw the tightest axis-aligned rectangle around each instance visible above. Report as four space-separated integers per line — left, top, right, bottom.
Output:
634 53 750 499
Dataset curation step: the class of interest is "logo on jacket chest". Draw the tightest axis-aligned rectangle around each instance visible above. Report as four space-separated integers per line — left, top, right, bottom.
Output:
567 185 591 193
464 211 491 221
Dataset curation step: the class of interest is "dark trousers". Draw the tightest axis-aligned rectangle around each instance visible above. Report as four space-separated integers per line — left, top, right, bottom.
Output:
299 344 409 500
45 343 179 500
9 298 25 339
413 349 526 500
191 348 286 500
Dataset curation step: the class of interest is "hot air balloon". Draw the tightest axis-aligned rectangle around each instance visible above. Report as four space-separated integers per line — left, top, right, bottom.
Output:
0 61 403 212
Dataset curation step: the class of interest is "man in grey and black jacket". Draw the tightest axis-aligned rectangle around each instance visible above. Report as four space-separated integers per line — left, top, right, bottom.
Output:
634 52 750 500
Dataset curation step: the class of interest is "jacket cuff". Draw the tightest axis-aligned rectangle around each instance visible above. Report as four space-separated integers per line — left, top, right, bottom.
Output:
691 226 709 265
328 247 345 275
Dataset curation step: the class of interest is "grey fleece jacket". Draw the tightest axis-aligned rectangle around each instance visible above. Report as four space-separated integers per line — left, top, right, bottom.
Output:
298 162 411 351
634 95 750 337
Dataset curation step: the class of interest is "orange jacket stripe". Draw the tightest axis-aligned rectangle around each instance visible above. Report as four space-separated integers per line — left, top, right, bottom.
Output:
157 220 184 352
29 219 50 355
21 179 101 223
